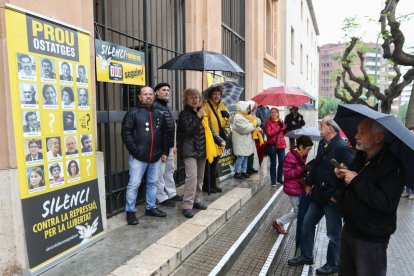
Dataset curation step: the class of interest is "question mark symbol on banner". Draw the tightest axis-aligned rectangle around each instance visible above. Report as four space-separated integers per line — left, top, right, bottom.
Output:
86 114 91 130
86 159 91 176
49 114 55 133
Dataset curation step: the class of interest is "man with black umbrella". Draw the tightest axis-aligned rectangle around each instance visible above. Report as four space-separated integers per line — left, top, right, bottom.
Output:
334 118 404 276
288 115 354 275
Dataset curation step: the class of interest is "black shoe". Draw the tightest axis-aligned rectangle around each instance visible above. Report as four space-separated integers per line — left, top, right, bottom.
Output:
215 186 223 193
194 202 208 210
241 172 251 178
316 263 338 275
234 173 244 179
248 168 258 174
182 209 194 218
126 212 138 225
159 199 175 207
203 188 218 193
278 180 284 185
288 256 314 266
145 208 166 217
170 195 183 201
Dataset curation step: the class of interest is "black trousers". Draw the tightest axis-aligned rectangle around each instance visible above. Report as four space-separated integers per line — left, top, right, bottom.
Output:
203 157 219 190
339 228 388 276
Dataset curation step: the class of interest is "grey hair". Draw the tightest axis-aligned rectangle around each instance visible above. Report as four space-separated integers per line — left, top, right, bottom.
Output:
327 118 340 133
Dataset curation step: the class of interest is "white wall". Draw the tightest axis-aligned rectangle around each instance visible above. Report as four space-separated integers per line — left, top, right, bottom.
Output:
280 0 319 101
263 73 284 89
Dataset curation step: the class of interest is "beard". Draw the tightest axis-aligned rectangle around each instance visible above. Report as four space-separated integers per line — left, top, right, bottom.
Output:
355 141 373 152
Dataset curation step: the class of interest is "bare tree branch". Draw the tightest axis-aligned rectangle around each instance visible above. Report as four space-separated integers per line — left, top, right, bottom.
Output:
381 0 414 66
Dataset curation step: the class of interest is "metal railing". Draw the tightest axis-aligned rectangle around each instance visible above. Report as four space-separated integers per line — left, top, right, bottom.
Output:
94 0 186 217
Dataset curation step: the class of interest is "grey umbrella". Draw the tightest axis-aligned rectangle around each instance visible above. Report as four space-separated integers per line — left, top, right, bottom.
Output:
334 104 414 187
159 50 244 73
285 127 321 141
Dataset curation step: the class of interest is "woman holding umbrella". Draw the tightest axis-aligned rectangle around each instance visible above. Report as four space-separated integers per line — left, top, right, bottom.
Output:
177 88 225 218
202 85 231 193
265 107 287 186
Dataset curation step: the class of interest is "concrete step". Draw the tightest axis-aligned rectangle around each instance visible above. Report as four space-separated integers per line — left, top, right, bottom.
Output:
108 172 269 276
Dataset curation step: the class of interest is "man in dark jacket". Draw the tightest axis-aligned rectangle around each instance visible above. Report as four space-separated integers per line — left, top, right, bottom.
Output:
335 118 404 276
153 83 182 208
121 86 169 225
288 115 354 275
285 106 305 148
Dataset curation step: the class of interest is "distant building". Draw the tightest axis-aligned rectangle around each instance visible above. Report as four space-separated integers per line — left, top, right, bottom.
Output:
319 42 397 111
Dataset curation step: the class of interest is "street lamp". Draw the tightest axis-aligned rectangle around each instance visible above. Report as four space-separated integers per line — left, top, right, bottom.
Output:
374 32 382 112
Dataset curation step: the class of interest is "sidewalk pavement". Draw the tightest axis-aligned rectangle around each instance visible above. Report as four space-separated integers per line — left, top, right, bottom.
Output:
42 161 270 276
42 155 414 276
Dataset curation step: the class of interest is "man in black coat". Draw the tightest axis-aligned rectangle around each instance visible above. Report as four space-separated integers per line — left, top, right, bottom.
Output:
285 106 305 148
121 86 169 225
335 118 404 276
288 115 354 275
153 83 182 208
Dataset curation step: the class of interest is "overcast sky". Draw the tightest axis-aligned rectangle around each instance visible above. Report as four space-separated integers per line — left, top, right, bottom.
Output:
313 0 414 47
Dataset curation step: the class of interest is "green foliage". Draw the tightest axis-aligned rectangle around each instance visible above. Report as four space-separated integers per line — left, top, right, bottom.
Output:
355 42 370 54
318 96 342 119
397 103 408 123
331 53 342 61
342 16 364 40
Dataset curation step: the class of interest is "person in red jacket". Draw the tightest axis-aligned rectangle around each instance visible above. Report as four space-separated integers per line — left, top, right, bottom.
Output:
272 135 314 234
265 107 287 186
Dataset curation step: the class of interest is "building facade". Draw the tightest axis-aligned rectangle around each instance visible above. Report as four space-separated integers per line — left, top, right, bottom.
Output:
0 0 308 273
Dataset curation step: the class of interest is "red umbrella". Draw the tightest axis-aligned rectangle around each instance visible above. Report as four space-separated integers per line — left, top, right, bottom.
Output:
251 85 310 106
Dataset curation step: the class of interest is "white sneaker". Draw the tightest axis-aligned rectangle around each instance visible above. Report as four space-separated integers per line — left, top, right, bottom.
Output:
401 192 410 197
408 194 414 200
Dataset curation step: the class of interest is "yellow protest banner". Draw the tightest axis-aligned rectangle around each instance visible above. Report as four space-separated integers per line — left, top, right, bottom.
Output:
95 39 146 85
5 5 104 274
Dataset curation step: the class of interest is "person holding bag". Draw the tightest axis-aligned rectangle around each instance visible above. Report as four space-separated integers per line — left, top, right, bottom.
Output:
202 85 231 193
265 107 287 186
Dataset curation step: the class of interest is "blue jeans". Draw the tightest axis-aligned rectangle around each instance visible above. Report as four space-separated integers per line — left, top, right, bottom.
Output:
125 156 161 212
269 148 285 183
296 193 311 250
300 201 342 266
234 156 248 173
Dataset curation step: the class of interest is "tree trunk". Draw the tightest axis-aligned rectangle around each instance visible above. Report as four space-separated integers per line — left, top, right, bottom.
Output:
406 85 414 130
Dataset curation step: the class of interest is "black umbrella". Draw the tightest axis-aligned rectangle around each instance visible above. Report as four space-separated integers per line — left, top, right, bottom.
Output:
334 104 414 186
159 50 244 73
159 48 244 195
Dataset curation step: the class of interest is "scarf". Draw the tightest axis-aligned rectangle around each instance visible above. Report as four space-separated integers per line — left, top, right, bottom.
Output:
236 111 265 145
202 116 219 163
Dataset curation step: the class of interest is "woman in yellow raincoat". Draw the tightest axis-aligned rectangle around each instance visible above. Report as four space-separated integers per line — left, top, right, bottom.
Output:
202 86 231 193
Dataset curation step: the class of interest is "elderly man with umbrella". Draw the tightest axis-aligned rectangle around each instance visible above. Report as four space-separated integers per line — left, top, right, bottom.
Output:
333 104 410 276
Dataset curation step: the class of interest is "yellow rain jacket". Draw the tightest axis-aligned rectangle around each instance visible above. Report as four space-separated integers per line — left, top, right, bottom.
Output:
203 100 230 155
202 116 218 163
